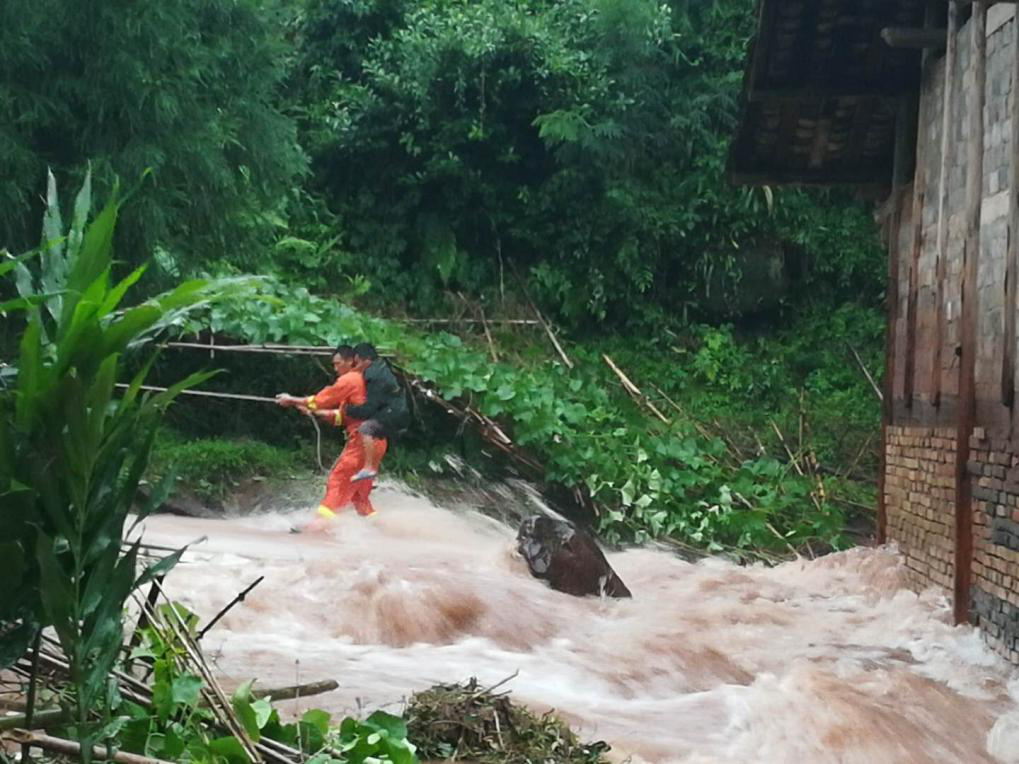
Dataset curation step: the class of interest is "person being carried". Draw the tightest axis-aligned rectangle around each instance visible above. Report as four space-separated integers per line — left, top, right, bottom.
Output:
275 343 386 531
346 342 409 483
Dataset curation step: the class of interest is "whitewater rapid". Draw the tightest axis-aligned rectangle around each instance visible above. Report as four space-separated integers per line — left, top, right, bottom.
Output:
135 482 1019 763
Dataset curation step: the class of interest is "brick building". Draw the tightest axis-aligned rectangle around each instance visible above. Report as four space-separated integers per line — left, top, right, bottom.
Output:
731 1 1019 662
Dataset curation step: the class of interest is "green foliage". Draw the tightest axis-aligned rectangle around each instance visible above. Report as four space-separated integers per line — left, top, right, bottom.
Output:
0 0 305 268
290 0 883 324
121 608 419 763
149 431 301 503
0 173 246 758
188 275 858 555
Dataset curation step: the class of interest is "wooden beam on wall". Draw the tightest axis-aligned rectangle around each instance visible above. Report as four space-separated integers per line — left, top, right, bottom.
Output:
933 2 960 409
878 186 907 545
881 27 947 50
1002 6 1019 409
955 0 987 627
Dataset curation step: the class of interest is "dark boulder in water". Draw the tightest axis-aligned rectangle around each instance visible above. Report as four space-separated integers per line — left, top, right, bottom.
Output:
516 515 631 598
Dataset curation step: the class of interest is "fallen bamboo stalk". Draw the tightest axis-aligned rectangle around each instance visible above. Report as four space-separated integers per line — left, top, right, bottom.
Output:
400 318 540 325
165 341 332 356
252 679 339 702
841 433 876 480
769 420 825 514
533 306 573 369
478 304 499 363
602 354 669 424
4 730 176 764
145 582 262 763
848 344 883 401
770 420 805 477
509 264 574 369
731 491 801 560
0 709 67 732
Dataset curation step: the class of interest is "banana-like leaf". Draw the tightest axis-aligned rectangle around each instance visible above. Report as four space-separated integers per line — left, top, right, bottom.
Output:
35 533 77 654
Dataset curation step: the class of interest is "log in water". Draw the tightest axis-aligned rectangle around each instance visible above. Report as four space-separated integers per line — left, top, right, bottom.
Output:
136 483 1019 763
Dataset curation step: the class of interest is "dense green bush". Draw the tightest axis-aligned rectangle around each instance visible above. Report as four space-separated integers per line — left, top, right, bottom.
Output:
289 0 883 324
178 276 856 555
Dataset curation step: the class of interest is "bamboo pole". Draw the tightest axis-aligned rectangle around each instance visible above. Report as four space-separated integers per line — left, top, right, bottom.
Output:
3 730 176 764
601 354 670 424
848 345 883 401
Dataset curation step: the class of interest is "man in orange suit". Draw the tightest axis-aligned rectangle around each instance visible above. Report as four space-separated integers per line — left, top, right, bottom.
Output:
276 343 388 531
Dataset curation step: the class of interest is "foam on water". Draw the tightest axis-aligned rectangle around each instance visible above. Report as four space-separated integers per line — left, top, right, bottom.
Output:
135 482 1019 763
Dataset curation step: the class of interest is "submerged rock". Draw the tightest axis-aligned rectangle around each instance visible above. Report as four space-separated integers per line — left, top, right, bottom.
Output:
516 515 631 598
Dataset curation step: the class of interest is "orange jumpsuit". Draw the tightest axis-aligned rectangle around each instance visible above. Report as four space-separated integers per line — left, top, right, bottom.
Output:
306 372 389 517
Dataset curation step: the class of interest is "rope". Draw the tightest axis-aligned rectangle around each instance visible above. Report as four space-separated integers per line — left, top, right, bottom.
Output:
116 383 328 472
114 383 278 403
309 412 325 472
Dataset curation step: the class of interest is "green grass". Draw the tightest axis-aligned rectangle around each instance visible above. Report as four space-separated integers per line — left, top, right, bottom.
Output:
149 429 304 503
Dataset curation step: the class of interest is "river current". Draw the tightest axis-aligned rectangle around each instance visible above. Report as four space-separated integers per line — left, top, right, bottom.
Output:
136 482 1019 763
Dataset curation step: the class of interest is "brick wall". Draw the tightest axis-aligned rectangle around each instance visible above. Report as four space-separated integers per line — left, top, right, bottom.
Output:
884 425 956 592
969 429 1019 663
882 8 1019 663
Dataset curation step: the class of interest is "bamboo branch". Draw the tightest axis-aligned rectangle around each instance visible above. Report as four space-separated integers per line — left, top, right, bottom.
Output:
601 355 669 424
3 730 176 764
0 709 67 732
847 344 883 401
478 304 499 363
146 581 263 763
532 304 573 369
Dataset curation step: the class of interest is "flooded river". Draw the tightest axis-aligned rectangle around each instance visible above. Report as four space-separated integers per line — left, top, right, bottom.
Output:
136 482 1019 763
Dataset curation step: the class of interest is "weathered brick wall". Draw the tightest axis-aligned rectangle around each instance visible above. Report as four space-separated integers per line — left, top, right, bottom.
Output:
884 426 956 592
883 6 1019 663
969 429 1019 663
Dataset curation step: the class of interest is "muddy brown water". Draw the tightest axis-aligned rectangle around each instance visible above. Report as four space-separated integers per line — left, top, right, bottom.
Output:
134 482 1019 763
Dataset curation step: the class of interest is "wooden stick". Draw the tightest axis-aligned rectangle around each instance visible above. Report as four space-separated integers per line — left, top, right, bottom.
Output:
400 318 539 325
770 420 805 477
0 709 67 732
533 305 573 369
602 354 669 424
252 680 339 703
478 304 499 363
165 341 332 356
508 263 574 368
770 420 825 513
3 730 176 764
847 345 884 401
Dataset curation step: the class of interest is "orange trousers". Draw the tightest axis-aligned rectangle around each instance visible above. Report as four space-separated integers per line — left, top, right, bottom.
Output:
319 434 388 517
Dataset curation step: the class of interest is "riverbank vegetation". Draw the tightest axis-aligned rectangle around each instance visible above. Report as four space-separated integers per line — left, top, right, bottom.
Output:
2 0 885 758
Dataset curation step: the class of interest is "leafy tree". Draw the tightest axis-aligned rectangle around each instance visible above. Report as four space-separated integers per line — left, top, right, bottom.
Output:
0 0 306 271
291 0 883 324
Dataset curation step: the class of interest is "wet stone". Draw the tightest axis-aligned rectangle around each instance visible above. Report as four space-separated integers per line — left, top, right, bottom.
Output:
517 515 631 599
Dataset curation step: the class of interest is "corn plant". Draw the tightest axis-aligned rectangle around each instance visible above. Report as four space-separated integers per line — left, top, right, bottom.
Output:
0 172 247 761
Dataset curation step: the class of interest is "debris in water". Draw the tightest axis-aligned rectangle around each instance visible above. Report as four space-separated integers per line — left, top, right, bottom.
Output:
405 677 611 763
